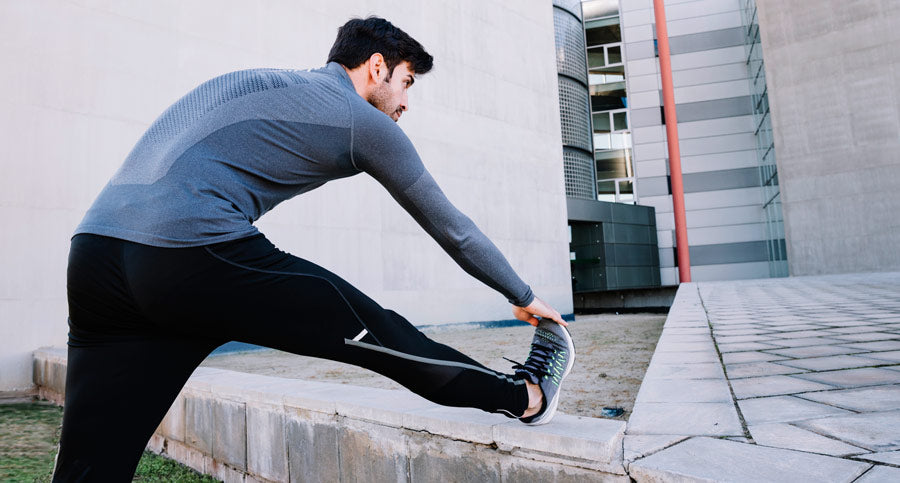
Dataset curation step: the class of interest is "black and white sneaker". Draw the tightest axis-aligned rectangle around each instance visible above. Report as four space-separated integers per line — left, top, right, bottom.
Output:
507 318 575 425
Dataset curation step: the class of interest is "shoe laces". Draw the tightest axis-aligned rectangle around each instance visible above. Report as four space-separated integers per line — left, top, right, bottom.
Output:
504 331 558 382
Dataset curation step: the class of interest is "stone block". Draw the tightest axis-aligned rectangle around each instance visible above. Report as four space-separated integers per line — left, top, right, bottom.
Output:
642 362 726 380
167 439 208 475
212 398 247 470
721 351 788 364
493 414 625 474
765 345 861 358
795 410 900 452
855 466 900 483
157 393 185 442
623 435 688 463
407 433 500 483
730 374 835 399
500 456 629 482
856 450 900 466
402 405 506 444
185 392 214 453
775 354 887 372
738 395 852 425
797 385 900 412
331 386 436 428
792 367 900 389
749 422 867 456
337 418 409 482
654 342 717 353
247 403 287 482
286 409 339 483
629 437 871 483
725 361 804 378
634 379 732 403
627 402 742 437
649 351 720 364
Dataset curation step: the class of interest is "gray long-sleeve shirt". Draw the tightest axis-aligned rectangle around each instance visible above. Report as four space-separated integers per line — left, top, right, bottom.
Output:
76 62 534 306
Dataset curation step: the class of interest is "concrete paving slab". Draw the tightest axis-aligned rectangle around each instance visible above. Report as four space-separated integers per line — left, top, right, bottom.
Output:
662 327 711 335
725 361 805 379
717 341 786 353
774 354 889 372
856 450 900 466
730 375 836 399
649 351 721 364
623 435 688 463
840 340 900 352
827 325 891 334
797 385 900 412
657 334 713 343
635 379 733 403
721 351 788 364
764 345 862 358
712 328 774 336
654 342 718 353
831 332 898 343
714 334 776 344
792 367 900 389
796 410 900 452
628 437 870 483
773 330 840 339
738 395 853 425
763 324 824 332
765 336 849 348
642 362 726 380
748 422 867 457
854 465 900 483
627 402 742 436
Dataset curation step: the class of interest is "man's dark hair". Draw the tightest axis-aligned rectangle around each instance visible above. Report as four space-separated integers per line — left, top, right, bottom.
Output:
327 16 433 76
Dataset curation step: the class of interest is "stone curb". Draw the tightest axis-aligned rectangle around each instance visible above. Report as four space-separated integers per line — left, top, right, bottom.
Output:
33 348 627 482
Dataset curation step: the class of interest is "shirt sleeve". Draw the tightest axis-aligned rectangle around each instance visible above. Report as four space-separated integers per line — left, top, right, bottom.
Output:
349 102 534 307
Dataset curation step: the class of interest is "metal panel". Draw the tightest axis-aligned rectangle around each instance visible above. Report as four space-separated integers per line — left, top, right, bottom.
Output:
552 0 583 20
558 77 593 151
690 240 769 265
683 167 761 193
670 27 746 55
675 96 754 123
563 148 596 199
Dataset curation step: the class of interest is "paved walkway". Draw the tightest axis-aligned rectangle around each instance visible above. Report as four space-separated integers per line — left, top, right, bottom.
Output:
627 272 900 482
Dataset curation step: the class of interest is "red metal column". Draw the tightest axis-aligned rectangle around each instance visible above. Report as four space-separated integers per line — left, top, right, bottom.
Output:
652 0 691 283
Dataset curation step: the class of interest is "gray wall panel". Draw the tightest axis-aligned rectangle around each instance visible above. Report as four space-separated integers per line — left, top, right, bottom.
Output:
630 106 662 127
639 176 670 197
670 27 746 55
690 240 769 265
676 96 753 123
683 167 760 193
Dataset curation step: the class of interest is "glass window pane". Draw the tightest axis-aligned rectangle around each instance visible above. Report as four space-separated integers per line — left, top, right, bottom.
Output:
597 180 616 194
593 113 611 132
593 133 611 150
587 48 606 68
607 45 622 64
618 180 634 194
613 111 628 131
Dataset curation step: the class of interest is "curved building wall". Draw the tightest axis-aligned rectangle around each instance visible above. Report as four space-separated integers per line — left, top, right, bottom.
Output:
0 1 571 390
553 0 596 200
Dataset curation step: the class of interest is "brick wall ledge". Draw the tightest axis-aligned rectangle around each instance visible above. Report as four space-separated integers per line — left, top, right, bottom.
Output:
33 347 627 482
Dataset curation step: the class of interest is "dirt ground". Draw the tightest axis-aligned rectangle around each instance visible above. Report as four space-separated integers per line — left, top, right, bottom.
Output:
201 313 666 420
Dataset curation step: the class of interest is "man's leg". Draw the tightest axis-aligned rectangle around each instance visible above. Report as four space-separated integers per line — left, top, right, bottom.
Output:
53 335 220 482
142 235 531 417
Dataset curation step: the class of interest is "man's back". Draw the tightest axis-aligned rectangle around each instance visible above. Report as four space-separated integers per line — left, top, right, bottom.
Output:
76 63 362 247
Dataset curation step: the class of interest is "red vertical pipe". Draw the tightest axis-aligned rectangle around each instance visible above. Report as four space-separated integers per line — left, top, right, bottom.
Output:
652 0 691 283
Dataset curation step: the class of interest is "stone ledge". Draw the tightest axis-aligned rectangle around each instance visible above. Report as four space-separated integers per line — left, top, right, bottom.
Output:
33 348 626 482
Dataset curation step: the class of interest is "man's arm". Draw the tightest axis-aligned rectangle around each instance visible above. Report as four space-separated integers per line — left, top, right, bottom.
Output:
350 104 536 306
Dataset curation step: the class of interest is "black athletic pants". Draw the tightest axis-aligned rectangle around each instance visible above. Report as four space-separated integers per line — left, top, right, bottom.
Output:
54 234 528 481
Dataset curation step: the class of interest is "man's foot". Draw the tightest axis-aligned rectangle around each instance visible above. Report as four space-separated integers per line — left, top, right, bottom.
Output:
508 318 575 425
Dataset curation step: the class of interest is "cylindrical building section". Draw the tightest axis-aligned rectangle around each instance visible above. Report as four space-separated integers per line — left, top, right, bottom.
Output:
553 0 596 200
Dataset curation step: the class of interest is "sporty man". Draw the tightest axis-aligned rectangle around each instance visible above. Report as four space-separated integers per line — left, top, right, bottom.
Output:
54 16 573 481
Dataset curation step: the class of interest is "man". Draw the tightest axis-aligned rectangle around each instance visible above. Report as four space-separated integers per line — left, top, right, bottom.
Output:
54 16 573 481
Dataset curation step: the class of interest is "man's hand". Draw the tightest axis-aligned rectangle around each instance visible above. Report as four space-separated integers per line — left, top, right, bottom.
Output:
512 296 568 327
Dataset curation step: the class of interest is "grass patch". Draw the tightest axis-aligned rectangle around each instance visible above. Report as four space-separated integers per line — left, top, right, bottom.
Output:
0 401 218 482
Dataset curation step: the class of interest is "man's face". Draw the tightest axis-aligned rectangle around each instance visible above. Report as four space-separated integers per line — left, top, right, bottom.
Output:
367 61 415 122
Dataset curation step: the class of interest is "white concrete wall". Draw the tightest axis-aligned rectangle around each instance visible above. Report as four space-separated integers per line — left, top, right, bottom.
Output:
0 1 571 391
756 0 900 276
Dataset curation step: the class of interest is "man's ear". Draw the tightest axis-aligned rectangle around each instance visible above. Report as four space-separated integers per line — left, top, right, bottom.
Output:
367 53 387 83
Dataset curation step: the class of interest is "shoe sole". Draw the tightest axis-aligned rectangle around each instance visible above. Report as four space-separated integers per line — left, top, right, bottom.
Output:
526 324 576 425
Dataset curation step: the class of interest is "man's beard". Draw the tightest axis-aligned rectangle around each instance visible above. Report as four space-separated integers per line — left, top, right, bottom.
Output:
367 80 401 121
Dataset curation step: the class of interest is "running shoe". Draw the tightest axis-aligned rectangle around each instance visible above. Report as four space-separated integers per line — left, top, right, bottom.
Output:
507 318 575 425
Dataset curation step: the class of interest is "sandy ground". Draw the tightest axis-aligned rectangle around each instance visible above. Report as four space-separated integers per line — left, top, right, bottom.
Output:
201 313 666 420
